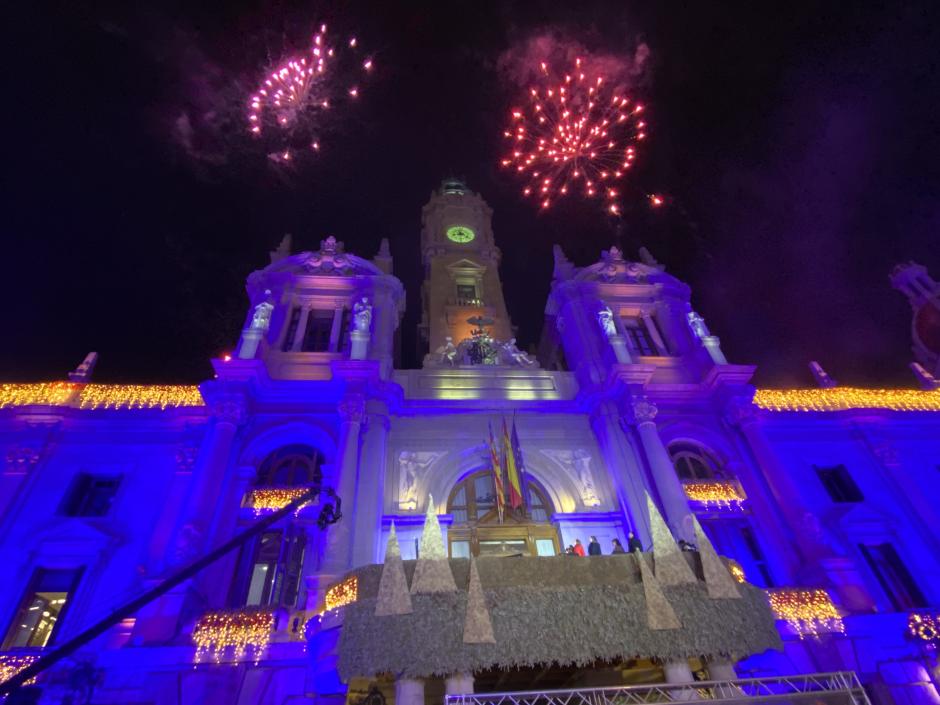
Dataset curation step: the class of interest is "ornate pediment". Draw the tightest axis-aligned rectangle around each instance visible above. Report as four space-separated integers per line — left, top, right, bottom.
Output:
264 236 384 278
574 246 663 284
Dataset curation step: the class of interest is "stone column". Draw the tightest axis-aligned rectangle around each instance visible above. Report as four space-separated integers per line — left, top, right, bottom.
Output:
395 678 425 705
726 398 872 607
707 659 736 681
350 404 389 567
589 402 651 544
171 395 245 565
608 334 633 364
702 336 727 364
663 659 697 701
322 395 365 575
445 674 474 696
291 306 311 351
727 399 834 569
629 398 694 542
641 311 668 355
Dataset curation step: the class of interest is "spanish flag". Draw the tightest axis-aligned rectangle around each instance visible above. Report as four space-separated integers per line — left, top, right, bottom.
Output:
488 422 506 522
502 418 524 510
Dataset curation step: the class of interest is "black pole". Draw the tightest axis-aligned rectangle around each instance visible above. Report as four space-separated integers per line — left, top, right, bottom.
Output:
0 485 339 695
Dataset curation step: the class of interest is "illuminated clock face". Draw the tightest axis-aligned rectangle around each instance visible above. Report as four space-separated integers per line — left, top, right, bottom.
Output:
446 226 475 244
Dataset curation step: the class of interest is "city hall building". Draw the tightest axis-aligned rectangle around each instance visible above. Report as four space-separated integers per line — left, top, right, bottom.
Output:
1 179 939 704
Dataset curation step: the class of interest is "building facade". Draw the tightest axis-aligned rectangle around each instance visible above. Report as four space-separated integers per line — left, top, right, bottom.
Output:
1 180 940 704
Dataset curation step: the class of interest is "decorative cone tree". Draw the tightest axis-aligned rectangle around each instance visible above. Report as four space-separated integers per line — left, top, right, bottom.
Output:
410 495 458 594
693 515 742 599
647 493 696 585
463 557 496 644
636 552 681 630
375 522 414 616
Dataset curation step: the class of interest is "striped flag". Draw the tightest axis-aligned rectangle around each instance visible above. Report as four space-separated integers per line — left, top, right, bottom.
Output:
510 417 528 513
502 418 524 510
488 422 506 523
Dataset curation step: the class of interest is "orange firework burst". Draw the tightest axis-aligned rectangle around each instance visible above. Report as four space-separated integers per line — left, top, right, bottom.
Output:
501 57 647 215
247 24 372 164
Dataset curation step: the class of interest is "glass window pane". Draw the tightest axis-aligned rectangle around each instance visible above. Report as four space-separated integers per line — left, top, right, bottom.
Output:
4 569 79 649
479 540 528 556
530 507 548 522
453 486 466 507
246 564 271 606
474 475 494 503
535 539 556 556
450 541 471 558
452 508 468 524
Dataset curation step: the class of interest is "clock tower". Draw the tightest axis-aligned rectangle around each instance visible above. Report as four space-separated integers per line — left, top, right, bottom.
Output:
419 178 515 355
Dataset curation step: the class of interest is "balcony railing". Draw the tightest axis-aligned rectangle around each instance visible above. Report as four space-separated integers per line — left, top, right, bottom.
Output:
446 672 872 705
447 298 486 307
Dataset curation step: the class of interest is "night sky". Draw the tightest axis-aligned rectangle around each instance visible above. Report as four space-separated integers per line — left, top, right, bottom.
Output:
4 1 939 387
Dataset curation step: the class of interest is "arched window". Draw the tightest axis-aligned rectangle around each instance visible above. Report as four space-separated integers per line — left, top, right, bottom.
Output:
229 445 320 610
254 445 321 487
446 470 558 558
668 442 727 482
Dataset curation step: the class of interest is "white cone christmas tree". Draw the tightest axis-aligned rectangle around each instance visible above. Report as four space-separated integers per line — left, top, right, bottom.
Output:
463 556 496 643
410 495 458 594
637 552 681 630
647 493 696 585
693 515 742 599
375 523 414 616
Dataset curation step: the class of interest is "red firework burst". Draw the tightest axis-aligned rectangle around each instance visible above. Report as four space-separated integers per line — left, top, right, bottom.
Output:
501 57 647 215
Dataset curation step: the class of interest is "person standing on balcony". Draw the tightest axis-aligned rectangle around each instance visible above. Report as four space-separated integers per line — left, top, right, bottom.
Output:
573 539 586 556
611 538 626 554
588 536 602 555
627 531 643 553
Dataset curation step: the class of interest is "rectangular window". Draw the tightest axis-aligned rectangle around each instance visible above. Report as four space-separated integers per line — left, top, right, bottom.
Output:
282 307 302 351
739 526 775 587
450 541 471 558
622 318 657 356
3 568 82 649
61 473 121 517
456 284 477 302
815 464 864 503
859 543 927 610
535 539 556 556
232 529 306 609
301 309 334 352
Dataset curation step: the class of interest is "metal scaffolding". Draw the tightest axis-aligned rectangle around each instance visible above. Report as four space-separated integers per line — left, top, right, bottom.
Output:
446 671 872 705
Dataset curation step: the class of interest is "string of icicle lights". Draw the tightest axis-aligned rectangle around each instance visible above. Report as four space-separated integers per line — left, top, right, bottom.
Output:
753 388 940 412
766 588 844 638
682 481 745 510
192 609 275 665
0 383 204 410
244 488 311 515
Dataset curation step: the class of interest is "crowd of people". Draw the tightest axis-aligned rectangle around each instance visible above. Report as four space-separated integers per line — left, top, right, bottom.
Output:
563 532 647 556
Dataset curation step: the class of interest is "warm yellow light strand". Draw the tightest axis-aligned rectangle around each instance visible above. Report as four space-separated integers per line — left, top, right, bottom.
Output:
325 576 358 611
245 488 311 514
0 654 38 685
683 481 745 509
0 382 80 409
767 588 844 638
908 612 940 644
0 383 204 410
754 387 940 412
192 609 275 665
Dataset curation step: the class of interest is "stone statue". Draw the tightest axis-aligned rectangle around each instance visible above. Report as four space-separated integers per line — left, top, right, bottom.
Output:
398 452 421 511
433 337 458 366
597 306 617 337
502 338 538 367
353 297 373 333
687 310 711 339
251 291 274 331
573 449 601 507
